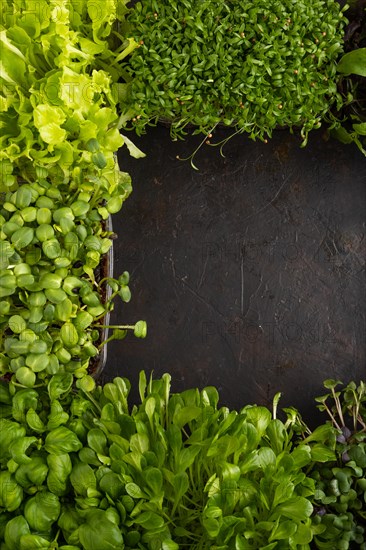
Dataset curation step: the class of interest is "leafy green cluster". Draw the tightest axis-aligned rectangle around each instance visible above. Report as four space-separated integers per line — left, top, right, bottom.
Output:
0 0 141 186
309 380 366 549
0 1 146 388
121 0 348 144
331 46 366 155
0 372 341 550
327 4 365 156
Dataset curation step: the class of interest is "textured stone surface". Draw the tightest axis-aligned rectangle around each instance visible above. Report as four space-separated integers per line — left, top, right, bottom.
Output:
102 125 365 426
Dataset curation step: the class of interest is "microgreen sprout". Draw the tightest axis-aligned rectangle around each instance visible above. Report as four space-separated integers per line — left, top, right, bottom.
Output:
120 0 348 152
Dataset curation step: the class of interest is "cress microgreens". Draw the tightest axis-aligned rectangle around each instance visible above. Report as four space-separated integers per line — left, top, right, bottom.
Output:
120 0 348 152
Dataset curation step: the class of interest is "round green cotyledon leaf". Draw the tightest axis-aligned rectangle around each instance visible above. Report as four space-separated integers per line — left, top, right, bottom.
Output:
11 227 34 249
9 315 27 333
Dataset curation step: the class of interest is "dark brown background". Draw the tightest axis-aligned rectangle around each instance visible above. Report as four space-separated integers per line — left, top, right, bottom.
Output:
101 125 365 427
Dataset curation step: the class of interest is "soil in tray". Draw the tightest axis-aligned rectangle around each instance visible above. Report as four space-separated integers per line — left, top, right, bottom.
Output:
105 125 365 427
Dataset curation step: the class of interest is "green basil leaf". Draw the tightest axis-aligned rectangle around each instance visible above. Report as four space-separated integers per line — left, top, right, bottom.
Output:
47 401 69 430
0 419 27 463
70 463 96 497
15 456 48 489
47 373 73 400
47 453 72 496
24 491 61 532
4 515 30 550
0 471 23 511
9 436 37 465
19 534 52 549
79 510 123 550
12 388 38 415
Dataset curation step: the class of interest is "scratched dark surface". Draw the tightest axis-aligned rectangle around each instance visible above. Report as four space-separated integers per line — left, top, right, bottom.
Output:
102 125 366 426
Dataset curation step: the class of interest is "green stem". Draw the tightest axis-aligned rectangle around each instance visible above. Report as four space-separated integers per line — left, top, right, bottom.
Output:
98 335 115 349
98 276 115 287
88 182 101 210
110 38 138 65
323 402 342 431
51 529 60 545
93 291 119 322
209 125 246 157
82 390 102 413
331 387 345 427
177 124 218 170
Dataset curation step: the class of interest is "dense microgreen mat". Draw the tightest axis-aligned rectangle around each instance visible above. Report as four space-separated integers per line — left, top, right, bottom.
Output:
122 0 348 144
0 376 365 549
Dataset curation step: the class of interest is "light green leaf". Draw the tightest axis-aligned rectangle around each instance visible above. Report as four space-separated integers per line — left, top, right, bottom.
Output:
270 496 313 521
33 105 67 145
125 482 148 499
144 467 163 496
133 511 165 530
70 463 96 497
24 491 61 532
257 447 276 469
269 519 297 541
337 48 366 76
272 480 295 508
99 472 124 500
44 426 82 454
80 509 123 550
266 419 288 455
173 406 202 429
245 406 272 437
38 123 67 145
353 122 366 136
290 520 313 545
120 133 146 158
310 443 336 463
291 445 312 469
4 515 30 550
